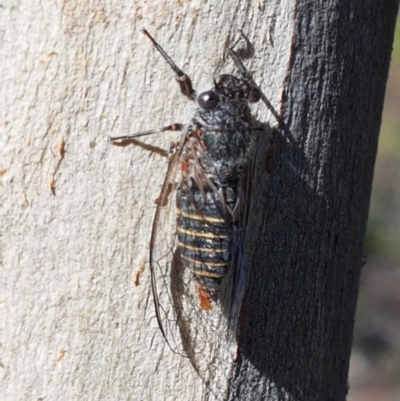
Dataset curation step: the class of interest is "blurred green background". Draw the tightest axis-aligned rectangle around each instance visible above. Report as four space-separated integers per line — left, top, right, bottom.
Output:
348 16 400 401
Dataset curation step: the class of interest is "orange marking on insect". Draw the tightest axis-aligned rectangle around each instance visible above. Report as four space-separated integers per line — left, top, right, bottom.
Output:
180 160 188 172
195 282 212 311
193 126 202 136
193 126 206 149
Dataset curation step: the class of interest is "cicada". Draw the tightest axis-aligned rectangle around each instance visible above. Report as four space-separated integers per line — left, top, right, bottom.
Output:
111 29 268 387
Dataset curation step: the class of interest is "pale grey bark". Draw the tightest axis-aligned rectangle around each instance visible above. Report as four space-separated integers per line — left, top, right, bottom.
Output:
1 1 397 401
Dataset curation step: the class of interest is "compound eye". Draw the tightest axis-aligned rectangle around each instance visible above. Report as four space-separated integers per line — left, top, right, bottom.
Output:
198 91 220 109
248 87 261 103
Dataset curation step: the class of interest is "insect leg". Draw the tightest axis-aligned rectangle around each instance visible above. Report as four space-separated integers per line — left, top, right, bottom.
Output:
109 124 184 142
227 48 250 78
142 29 196 100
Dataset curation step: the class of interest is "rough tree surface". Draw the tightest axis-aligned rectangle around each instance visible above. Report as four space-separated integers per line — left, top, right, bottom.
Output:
1 1 398 401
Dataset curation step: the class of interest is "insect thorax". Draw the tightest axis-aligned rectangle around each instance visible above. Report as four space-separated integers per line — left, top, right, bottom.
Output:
193 98 254 182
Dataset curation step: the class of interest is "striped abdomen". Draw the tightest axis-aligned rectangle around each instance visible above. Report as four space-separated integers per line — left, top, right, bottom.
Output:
176 185 233 310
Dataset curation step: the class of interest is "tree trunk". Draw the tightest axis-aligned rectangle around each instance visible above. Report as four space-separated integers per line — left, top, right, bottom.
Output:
1 1 398 401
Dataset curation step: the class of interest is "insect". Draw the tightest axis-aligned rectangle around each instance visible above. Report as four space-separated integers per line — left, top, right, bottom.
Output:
111 29 267 386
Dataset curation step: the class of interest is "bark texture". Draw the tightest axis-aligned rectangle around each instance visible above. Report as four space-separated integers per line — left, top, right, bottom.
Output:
230 1 399 401
1 1 397 401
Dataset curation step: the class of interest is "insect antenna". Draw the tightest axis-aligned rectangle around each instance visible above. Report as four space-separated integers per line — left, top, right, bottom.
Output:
142 29 196 100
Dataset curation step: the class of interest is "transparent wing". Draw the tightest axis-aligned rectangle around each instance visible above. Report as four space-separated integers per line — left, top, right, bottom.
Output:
225 150 256 339
148 132 186 354
148 134 241 399
149 131 226 360
148 132 272 401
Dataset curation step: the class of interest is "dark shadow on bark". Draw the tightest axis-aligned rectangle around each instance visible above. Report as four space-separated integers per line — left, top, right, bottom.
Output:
227 1 399 400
